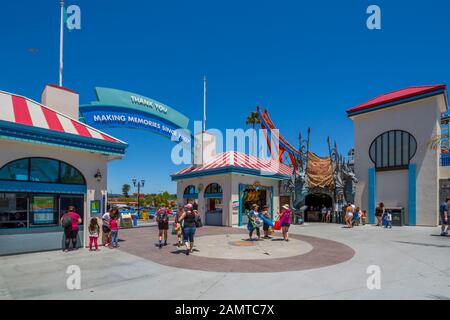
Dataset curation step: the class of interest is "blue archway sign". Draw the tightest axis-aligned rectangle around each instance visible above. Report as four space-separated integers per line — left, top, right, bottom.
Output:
79 87 191 143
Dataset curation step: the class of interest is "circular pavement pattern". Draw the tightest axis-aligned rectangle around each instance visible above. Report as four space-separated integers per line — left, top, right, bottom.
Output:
118 225 355 273
195 234 313 260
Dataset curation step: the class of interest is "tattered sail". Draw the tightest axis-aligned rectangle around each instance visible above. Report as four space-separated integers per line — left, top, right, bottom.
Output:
306 152 334 189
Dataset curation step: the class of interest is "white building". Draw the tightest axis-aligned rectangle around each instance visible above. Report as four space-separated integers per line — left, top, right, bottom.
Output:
172 151 292 227
347 84 448 226
0 85 127 255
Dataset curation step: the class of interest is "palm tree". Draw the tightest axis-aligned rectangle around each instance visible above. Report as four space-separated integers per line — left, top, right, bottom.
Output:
122 184 131 198
245 111 261 154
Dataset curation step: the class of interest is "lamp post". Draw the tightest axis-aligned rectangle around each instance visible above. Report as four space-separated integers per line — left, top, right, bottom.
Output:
132 178 145 218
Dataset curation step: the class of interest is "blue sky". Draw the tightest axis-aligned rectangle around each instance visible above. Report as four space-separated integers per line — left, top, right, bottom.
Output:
1 0 449 194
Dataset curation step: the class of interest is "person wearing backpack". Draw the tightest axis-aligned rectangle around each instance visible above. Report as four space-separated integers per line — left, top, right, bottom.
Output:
173 206 184 248
61 206 82 252
156 205 169 248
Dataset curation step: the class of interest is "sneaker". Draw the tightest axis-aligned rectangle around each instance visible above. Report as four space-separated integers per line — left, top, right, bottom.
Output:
441 232 447 236
177 242 181 248
186 250 189 256
159 243 162 249
64 249 69 253
164 241 168 246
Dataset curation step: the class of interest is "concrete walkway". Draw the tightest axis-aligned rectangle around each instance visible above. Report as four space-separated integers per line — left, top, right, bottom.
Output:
0 223 449 300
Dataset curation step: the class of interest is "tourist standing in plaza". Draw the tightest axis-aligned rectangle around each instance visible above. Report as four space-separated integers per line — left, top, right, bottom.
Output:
110 215 120 248
361 210 367 225
102 208 115 247
248 204 262 241
383 210 393 229
179 204 197 255
325 207 332 223
345 203 354 228
353 207 362 226
279 204 292 241
375 202 384 226
88 217 100 251
61 206 82 252
261 205 272 239
439 197 449 236
174 205 184 247
156 205 170 248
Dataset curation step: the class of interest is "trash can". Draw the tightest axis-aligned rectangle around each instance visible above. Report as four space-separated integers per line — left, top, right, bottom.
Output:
388 207 404 226
132 213 138 227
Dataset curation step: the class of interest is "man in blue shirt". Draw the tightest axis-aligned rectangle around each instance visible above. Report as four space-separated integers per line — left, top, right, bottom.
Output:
439 197 449 236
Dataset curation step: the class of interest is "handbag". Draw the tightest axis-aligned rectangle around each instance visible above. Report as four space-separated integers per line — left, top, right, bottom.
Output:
171 223 177 235
195 215 203 228
274 220 281 230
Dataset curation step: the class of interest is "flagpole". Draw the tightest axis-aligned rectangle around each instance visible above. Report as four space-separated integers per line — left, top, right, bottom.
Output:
59 0 64 87
203 76 207 132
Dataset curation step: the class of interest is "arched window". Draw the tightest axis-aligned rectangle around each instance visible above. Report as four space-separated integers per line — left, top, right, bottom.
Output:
0 158 86 185
183 185 198 199
204 183 223 195
369 130 417 170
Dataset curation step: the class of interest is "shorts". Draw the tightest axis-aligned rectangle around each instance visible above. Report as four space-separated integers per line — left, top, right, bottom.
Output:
102 225 110 233
183 227 196 242
64 228 78 239
158 222 169 230
440 215 448 225
263 223 270 231
281 223 290 227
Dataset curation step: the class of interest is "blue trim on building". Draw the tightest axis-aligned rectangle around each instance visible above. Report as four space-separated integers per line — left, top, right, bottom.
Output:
183 193 199 199
238 184 245 226
408 163 417 226
270 186 274 220
204 192 223 199
0 120 127 156
172 166 290 181
368 168 376 224
0 180 86 194
347 89 446 117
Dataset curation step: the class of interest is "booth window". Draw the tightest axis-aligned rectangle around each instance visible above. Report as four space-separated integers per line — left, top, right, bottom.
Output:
369 130 417 171
0 157 86 185
205 183 223 195
0 159 28 181
183 185 198 197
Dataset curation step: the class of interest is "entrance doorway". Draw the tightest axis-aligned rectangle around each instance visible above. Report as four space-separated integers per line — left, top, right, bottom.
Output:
304 193 333 222
204 183 223 226
240 185 273 226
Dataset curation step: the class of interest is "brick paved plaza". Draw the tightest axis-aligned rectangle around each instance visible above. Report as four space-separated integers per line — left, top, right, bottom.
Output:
1 223 449 300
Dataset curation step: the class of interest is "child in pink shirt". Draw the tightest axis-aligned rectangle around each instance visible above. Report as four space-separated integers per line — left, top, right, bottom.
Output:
110 217 119 248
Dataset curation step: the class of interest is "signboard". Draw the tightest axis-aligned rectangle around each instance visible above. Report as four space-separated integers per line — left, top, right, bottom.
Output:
32 196 55 224
79 87 191 143
90 200 101 216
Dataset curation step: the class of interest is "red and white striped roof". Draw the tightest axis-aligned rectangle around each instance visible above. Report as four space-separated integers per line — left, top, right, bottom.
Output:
174 151 293 177
0 90 125 144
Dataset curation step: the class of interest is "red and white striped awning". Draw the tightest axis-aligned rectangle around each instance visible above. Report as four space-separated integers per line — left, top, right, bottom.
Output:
0 90 125 144
174 151 294 178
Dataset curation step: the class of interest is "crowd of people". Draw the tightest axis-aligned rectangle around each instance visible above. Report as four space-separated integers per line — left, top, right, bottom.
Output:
62 195 450 254
247 203 292 242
